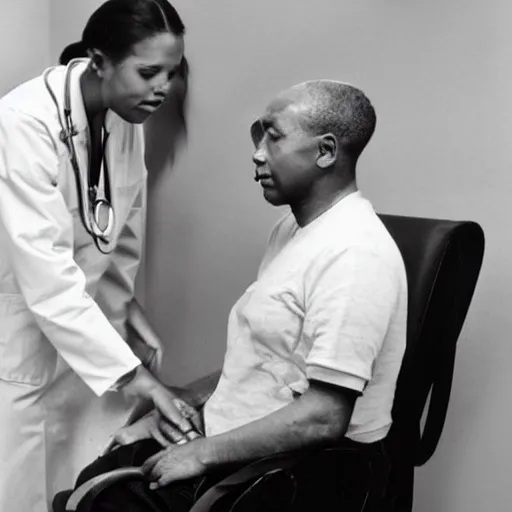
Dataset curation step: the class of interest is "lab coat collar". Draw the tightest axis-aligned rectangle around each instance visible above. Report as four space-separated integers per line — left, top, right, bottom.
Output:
67 58 121 138
59 59 122 246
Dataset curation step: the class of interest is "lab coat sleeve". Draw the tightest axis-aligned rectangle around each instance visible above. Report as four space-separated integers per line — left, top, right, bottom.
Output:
0 108 141 396
94 180 147 340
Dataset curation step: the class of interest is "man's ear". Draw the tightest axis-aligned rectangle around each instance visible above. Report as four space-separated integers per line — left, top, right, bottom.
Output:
250 119 263 147
317 134 337 169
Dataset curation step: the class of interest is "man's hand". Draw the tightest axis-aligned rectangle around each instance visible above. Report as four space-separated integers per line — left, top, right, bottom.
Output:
142 439 208 490
159 398 205 439
139 380 356 490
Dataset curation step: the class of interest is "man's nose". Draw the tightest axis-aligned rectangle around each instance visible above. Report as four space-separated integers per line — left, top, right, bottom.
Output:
252 146 266 166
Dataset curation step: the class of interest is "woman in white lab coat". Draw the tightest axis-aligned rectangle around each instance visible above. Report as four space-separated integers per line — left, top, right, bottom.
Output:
0 1 196 510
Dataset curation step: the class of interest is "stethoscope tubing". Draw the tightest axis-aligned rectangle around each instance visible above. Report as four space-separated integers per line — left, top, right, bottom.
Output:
43 60 116 254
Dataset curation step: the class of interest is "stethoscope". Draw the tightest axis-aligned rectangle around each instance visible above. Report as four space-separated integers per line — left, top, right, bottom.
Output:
43 59 115 254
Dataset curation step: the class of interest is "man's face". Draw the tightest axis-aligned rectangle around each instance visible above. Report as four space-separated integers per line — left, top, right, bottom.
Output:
251 90 319 206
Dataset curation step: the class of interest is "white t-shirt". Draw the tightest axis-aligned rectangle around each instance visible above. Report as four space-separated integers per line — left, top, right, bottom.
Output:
204 191 407 443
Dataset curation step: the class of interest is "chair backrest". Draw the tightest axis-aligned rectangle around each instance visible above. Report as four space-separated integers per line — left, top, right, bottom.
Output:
377 214 484 511
379 214 484 460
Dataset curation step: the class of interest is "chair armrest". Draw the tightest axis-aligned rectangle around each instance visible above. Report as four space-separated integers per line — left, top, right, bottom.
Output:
65 468 144 512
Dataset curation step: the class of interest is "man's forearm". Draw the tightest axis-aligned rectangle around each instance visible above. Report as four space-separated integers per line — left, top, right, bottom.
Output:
197 381 356 471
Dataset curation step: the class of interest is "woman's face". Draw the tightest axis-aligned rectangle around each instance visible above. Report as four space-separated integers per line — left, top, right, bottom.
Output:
100 31 185 124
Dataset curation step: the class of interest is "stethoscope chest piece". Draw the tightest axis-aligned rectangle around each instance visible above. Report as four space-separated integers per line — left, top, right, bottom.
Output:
90 196 115 243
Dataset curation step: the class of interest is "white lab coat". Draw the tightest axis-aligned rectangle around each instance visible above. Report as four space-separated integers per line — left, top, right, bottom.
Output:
0 60 146 511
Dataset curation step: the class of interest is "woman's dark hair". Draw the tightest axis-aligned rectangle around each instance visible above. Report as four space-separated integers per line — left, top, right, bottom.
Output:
59 0 185 65
59 0 189 160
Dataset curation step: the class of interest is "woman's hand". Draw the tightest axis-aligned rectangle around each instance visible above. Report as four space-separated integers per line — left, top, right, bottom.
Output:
111 409 170 448
120 365 203 446
111 405 204 451
122 365 195 437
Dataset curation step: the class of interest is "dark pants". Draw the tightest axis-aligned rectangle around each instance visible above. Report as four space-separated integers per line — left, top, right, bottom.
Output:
53 438 390 512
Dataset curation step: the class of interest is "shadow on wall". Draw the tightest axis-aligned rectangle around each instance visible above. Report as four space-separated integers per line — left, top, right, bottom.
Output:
142 57 189 307
144 57 189 190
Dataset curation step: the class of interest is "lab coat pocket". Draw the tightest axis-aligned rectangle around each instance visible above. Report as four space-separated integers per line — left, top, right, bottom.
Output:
0 294 57 386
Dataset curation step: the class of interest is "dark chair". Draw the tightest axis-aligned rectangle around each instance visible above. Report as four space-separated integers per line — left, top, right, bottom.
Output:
60 214 485 512
181 214 485 512
377 214 485 511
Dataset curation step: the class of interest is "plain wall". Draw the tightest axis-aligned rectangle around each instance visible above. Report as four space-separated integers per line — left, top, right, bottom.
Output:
13 1 512 510
49 0 104 60
144 1 512 511
0 0 51 95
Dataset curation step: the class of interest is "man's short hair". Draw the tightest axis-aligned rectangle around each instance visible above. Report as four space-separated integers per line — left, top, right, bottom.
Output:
299 80 377 162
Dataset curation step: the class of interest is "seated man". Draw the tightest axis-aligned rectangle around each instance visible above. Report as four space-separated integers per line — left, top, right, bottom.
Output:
53 80 407 512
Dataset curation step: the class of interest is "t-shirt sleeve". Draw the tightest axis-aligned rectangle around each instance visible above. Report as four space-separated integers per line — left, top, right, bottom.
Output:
303 246 400 393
